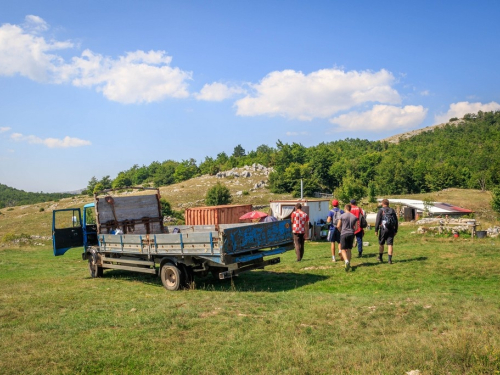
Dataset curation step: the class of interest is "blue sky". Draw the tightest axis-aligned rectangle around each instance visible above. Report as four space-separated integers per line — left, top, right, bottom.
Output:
1 1 499 192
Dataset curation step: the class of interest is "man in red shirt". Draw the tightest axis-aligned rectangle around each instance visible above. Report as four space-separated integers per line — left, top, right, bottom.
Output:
291 203 309 262
350 199 365 258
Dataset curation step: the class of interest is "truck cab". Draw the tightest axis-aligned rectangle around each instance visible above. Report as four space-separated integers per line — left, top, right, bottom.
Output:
52 203 98 256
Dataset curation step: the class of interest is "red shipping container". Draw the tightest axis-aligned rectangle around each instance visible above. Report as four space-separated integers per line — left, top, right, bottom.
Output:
185 204 253 227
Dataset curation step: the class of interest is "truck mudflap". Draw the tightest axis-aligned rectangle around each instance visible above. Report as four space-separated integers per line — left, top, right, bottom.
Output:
217 257 281 280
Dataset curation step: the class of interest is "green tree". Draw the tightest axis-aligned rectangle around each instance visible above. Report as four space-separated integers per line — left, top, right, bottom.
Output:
232 144 246 158
205 182 232 206
93 183 105 194
173 159 199 183
199 156 220 175
100 176 112 189
368 182 377 203
112 173 133 189
153 160 179 187
160 198 184 222
334 172 366 204
491 187 500 215
86 177 99 196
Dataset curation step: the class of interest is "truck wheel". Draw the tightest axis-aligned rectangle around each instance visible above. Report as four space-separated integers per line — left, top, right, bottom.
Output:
88 249 103 278
160 264 182 291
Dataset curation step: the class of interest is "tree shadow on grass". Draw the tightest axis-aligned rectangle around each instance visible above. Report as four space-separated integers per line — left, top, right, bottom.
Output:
351 256 428 271
99 269 328 292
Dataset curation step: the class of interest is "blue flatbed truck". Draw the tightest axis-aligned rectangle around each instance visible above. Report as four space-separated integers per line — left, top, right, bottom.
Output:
52 188 294 290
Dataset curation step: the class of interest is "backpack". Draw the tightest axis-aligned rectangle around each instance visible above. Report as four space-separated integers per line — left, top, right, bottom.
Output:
382 208 396 230
359 212 368 229
330 209 341 226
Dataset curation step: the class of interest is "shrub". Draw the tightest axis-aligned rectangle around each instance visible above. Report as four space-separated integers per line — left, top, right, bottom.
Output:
39 207 45 212
205 183 232 206
491 187 500 215
7 208 14 211
160 198 184 223
242 190 250 196
1 232 32 245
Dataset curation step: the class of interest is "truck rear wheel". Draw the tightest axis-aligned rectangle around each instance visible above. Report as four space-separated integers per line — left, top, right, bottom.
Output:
88 248 103 278
160 264 182 291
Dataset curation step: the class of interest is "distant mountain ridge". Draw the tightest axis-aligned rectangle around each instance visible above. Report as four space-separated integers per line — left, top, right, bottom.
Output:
381 119 464 144
0 183 74 208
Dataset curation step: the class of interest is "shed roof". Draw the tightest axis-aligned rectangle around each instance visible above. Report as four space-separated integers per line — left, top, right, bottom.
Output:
378 198 473 215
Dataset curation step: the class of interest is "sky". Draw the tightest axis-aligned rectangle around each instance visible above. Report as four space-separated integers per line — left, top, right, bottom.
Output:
1 1 500 192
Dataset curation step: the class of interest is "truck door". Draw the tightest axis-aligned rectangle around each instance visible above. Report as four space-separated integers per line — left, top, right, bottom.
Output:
52 208 84 256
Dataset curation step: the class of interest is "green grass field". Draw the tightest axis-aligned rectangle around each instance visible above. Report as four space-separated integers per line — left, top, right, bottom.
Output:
1 226 499 375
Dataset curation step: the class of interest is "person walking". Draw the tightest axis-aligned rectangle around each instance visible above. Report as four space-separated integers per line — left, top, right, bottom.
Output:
350 199 365 258
336 204 358 272
326 199 344 262
291 203 309 262
374 199 398 264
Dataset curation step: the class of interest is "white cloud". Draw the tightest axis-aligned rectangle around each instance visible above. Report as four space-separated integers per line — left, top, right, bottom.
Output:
434 101 500 123
420 90 430 96
329 105 428 132
195 82 245 101
0 17 73 82
23 15 49 33
235 68 401 121
0 127 11 133
11 133 91 148
69 49 192 103
0 16 192 103
286 131 309 136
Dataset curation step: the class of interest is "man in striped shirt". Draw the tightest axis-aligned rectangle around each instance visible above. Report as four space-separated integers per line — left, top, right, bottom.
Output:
291 203 309 261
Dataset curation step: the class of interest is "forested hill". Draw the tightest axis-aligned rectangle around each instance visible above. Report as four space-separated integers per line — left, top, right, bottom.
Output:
0 184 73 208
83 110 500 200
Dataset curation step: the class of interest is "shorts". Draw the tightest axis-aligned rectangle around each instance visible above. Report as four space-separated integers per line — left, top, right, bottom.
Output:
340 234 355 250
328 228 341 243
379 230 395 246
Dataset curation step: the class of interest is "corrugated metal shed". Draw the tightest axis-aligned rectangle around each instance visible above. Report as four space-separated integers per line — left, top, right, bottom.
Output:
269 199 330 224
378 198 473 216
185 204 253 227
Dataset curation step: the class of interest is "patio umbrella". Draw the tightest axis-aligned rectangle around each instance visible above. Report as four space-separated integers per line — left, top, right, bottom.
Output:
239 211 268 220
260 215 277 222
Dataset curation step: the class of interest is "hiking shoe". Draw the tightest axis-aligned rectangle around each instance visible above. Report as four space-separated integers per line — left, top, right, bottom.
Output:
388 260 393 264
378 258 383 263
345 262 351 272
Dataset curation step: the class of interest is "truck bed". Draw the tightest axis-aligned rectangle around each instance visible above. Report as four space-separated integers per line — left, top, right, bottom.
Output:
97 220 293 265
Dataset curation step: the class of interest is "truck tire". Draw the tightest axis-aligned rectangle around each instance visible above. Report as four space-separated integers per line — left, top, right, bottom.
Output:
88 248 103 278
160 263 182 291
